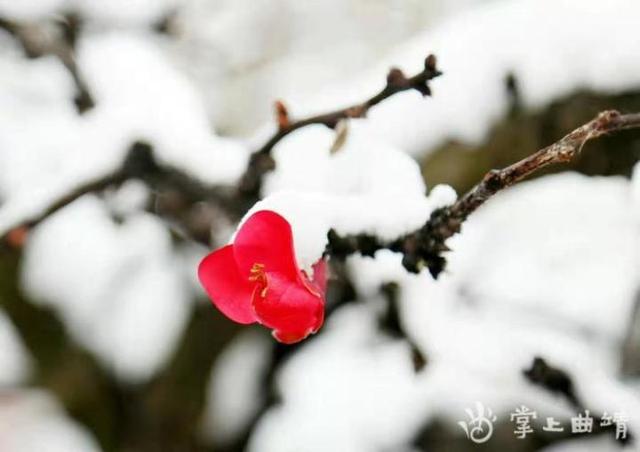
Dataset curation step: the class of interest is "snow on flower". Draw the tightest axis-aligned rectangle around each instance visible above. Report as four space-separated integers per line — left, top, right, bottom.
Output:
198 210 327 344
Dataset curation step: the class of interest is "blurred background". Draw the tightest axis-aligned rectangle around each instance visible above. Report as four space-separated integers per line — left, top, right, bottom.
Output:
1 0 640 451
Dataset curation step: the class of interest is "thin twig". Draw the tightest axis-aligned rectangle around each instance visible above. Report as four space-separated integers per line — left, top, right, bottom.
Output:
22 173 127 231
0 54 442 247
0 14 95 113
0 142 240 248
444 110 640 222
237 54 442 198
328 110 640 277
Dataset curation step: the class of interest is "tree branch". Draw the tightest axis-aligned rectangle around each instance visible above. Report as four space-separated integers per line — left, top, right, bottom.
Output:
1 54 442 249
237 54 442 198
440 110 640 223
0 14 95 113
0 142 242 249
328 110 640 277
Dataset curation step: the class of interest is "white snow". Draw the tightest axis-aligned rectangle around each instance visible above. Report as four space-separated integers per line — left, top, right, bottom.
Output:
72 0 180 27
172 0 484 134
0 390 101 452
201 329 272 446
103 180 150 218
0 312 31 387
77 31 248 185
248 302 433 452
0 31 248 237
235 121 455 271
21 195 191 382
540 436 622 452
263 122 427 196
0 0 178 26
0 0 66 21
1 0 640 450
250 172 640 451
242 185 455 274
632 161 640 220
281 0 640 157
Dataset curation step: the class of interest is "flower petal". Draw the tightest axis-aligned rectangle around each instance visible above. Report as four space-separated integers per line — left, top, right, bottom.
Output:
234 210 299 281
252 272 324 344
198 245 257 324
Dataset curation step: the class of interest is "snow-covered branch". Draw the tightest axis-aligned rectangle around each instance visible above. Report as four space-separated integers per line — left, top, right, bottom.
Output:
329 110 640 277
0 14 94 113
1 54 442 249
0 142 240 249
237 54 442 199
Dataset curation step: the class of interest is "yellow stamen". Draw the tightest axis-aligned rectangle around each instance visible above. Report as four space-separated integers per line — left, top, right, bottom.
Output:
249 263 269 298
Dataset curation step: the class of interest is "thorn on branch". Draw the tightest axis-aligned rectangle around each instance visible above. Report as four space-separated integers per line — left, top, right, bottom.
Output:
274 100 290 130
329 120 349 154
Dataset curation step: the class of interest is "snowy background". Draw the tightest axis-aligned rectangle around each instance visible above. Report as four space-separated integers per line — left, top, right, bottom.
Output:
1 0 640 451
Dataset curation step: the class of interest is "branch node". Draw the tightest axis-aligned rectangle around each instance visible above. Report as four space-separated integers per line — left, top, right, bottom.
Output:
6 226 29 249
386 67 408 88
123 141 160 179
424 54 437 72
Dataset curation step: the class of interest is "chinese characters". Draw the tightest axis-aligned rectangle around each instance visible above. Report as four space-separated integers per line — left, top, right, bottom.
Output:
459 404 628 443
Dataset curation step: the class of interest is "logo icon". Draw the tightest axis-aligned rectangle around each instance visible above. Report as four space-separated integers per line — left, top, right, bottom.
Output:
458 402 498 444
